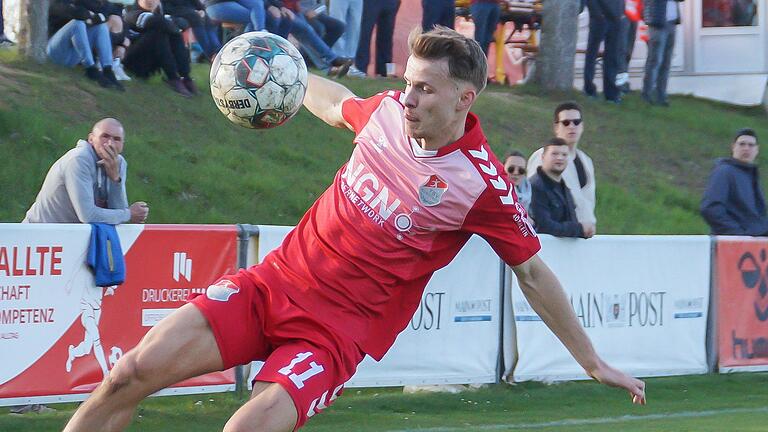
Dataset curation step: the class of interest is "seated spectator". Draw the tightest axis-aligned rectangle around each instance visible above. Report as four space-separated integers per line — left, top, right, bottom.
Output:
356 0 400 77
267 0 353 77
470 0 500 54
701 128 768 236
23 118 149 224
530 138 593 239
165 0 222 62
123 0 197 97
328 0 365 77
503 149 531 212
205 0 267 33
47 0 124 90
103 3 132 81
299 0 345 54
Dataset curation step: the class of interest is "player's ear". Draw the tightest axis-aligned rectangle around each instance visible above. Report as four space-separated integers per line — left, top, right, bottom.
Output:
457 86 476 112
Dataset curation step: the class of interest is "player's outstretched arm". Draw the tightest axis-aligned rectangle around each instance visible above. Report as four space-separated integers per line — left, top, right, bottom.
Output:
304 73 357 131
512 254 647 405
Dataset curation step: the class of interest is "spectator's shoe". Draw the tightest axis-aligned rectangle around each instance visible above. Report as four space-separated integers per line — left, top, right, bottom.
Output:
641 92 656 105
0 35 15 47
347 66 367 78
657 99 670 107
330 57 354 68
181 77 198 95
102 67 126 92
84 66 112 89
112 58 132 81
166 78 193 97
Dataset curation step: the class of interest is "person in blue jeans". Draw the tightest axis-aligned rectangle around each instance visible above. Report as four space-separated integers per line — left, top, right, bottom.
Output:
356 0 400 77
470 0 500 55
422 0 455 30
205 0 266 33
582 0 623 103
47 0 123 91
165 0 222 61
266 0 352 77
328 0 363 75
642 0 682 106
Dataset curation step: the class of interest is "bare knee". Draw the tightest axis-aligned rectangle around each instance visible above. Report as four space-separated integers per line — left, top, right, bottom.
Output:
223 384 297 432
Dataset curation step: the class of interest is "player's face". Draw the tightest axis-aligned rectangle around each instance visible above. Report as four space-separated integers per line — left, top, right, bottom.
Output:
732 135 758 164
542 145 569 175
89 121 125 159
554 109 583 147
402 56 466 145
504 155 527 186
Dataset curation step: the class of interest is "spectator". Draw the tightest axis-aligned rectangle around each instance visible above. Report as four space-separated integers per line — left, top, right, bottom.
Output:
530 138 592 238
470 0 500 55
47 0 124 91
356 0 400 77
23 118 149 224
164 0 222 62
527 102 597 230
0 0 15 47
102 2 132 81
701 128 768 236
422 0 455 31
616 4 640 94
583 0 623 103
297 0 348 72
642 0 683 106
503 149 531 212
205 0 266 34
329 0 365 77
123 0 197 97
268 0 353 77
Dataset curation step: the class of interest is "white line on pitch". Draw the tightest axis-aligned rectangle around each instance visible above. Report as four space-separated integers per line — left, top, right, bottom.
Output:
387 407 768 431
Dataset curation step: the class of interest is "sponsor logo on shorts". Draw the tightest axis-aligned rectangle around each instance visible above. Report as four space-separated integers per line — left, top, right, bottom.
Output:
205 279 240 302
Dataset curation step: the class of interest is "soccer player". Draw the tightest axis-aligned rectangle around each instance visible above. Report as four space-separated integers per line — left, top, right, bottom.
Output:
63 26 645 432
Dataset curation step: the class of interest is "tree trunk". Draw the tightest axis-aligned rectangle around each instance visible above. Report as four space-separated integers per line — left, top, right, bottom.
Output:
18 0 49 63
532 0 580 91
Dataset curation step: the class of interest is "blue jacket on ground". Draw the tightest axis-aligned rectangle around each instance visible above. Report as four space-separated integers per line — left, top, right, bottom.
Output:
700 158 768 236
88 223 126 286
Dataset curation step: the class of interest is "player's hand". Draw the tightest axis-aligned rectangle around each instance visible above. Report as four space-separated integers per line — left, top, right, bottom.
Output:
97 144 121 182
588 360 646 405
580 222 596 239
130 201 149 223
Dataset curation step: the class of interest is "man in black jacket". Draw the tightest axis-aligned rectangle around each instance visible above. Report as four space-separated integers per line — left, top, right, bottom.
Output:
530 138 592 238
123 0 196 96
701 128 768 236
642 0 683 106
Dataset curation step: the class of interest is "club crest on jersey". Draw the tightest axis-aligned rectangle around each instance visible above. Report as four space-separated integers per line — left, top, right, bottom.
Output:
419 175 448 207
206 279 240 302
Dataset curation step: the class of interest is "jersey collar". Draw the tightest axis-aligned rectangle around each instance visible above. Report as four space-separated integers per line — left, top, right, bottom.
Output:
434 112 484 157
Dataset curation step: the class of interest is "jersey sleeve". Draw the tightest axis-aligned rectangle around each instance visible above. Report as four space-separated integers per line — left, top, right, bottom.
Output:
341 91 401 135
462 150 541 266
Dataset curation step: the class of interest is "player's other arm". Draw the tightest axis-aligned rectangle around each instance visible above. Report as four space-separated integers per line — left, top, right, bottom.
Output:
512 254 647 404
304 73 356 131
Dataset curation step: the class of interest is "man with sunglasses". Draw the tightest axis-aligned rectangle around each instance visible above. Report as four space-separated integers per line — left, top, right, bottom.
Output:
701 128 768 236
527 102 596 238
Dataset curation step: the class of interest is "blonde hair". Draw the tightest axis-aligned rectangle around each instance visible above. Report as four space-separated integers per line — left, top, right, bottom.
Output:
407 26 487 93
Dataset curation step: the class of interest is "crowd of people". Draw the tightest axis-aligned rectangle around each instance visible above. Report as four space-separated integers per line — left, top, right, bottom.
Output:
503 102 763 239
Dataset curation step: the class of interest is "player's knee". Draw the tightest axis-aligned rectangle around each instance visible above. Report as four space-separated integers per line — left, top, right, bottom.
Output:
223 403 295 432
104 351 139 391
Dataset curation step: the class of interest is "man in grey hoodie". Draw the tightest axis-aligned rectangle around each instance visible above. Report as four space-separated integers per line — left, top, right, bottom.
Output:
23 118 149 224
701 128 768 236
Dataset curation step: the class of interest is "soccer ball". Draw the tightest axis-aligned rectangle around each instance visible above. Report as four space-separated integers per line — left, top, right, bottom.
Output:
210 32 308 129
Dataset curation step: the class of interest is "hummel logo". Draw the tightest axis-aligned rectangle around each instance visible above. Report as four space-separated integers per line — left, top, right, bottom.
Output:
173 252 192 282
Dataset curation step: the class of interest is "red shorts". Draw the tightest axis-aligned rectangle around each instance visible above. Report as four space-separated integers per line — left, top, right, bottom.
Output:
189 269 365 430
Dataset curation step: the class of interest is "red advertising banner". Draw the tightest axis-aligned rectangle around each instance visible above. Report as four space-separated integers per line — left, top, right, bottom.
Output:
716 238 768 371
0 224 238 404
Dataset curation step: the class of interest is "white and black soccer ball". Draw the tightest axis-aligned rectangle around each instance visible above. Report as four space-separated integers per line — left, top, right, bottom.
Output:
210 32 308 129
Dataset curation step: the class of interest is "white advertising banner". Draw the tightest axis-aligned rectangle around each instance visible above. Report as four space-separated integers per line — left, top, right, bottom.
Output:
250 227 502 387
510 235 711 382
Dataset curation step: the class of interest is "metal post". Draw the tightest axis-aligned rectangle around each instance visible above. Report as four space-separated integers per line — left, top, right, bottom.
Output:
705 236 718 373
496 259 506 384
233 224 259 398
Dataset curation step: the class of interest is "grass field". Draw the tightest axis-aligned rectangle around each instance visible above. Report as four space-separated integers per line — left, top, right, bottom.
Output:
3 373 768 431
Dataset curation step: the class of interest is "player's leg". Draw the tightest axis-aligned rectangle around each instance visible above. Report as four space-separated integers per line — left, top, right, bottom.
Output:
62 303 224 432
223 381 298 432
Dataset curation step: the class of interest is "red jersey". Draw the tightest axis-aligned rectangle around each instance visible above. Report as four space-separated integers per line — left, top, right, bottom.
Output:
250 91 540 360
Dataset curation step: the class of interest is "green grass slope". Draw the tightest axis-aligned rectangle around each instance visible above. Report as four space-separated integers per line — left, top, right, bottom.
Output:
0 51 765 233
